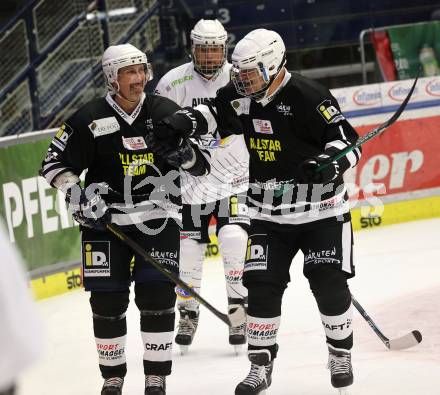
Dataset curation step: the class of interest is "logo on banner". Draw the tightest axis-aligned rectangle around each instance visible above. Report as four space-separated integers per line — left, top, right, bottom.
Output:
244 235 268 271
425 79 440 97
83 241 110 277
317 100 345 124
388 83 419 102
352 89 382 106
122 136 147 150
252 119 273 134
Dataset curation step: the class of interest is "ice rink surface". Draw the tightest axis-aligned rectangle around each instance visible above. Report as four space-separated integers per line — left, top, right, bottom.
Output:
19 218 440 395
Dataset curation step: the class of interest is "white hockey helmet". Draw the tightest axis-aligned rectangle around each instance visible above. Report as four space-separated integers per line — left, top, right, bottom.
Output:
102 43 152 93
231 29 286 101
190 19 228 78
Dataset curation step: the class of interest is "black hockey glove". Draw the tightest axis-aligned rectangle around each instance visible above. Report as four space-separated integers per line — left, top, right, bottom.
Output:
165 138 197 169
145 132 196 169
297 154 340 184
65 183 111 231
153 108 199 139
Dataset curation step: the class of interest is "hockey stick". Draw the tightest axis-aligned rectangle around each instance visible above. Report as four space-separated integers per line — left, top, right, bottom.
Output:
351 294 422 350
106 223 246 328
274 75 419 198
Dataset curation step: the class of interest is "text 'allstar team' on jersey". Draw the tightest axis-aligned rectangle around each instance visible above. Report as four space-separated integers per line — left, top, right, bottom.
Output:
193 71 361 224
41 92 185 228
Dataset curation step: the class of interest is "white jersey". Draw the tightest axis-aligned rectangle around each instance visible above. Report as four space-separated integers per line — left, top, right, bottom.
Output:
155 61 249 205
0 225 44 391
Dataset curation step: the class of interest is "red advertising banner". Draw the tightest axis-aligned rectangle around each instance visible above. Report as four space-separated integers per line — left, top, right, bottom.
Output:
346 115 440 200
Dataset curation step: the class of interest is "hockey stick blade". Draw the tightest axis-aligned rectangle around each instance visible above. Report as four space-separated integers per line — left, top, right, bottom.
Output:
107 224 246 328
388 330 422 351
352 294 422 350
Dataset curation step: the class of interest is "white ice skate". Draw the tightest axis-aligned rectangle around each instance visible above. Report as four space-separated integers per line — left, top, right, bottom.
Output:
175 307 199 355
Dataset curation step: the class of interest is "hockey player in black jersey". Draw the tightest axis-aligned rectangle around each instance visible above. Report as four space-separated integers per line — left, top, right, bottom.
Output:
40 44 208 395
151 29 362 394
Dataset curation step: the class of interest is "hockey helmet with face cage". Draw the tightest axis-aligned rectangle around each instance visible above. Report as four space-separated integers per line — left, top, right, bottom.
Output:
231 29 286 101
102 44 153 93
190 19 228 78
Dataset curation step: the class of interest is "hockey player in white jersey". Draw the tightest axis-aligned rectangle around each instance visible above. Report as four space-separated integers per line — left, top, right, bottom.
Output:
155 19 249 354
0 225 44 395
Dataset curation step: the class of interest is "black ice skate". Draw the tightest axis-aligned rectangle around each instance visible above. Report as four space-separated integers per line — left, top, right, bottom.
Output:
175 307 199 354
101 377 124 395
327 344 353 394
235 350 273 395
145 375 166 394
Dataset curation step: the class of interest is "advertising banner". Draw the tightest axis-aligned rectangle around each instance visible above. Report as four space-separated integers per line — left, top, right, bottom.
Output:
387 21 440 80
332 76 440 115
0 137 81 272
349 116 440 200
331 77 440 230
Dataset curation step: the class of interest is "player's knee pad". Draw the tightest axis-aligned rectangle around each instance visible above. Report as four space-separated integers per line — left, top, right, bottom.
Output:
306 265 351 315
218 224 248 300
90 290 129 318
246 281 286 317
135 282 176 333
217 224 248 260
134 281 176 311
179 237 206 275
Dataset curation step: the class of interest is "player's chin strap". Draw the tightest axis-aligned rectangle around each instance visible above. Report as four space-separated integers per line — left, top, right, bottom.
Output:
116 92 138 104
257 65 287 106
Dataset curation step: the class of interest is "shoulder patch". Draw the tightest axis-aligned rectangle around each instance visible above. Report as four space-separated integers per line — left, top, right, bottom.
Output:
231 98 251 115
51 123 73 151
88 116 120 137
316 100 345 124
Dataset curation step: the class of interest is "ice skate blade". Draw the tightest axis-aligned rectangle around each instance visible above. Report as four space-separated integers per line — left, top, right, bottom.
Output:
179 345 189 355
233 345 244 355
337 387 350 394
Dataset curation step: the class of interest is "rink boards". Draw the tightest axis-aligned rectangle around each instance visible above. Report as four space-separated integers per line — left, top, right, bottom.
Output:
30 194 440 301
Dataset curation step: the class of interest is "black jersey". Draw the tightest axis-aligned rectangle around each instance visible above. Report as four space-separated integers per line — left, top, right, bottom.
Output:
41 93 183 228
199 72 361 224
